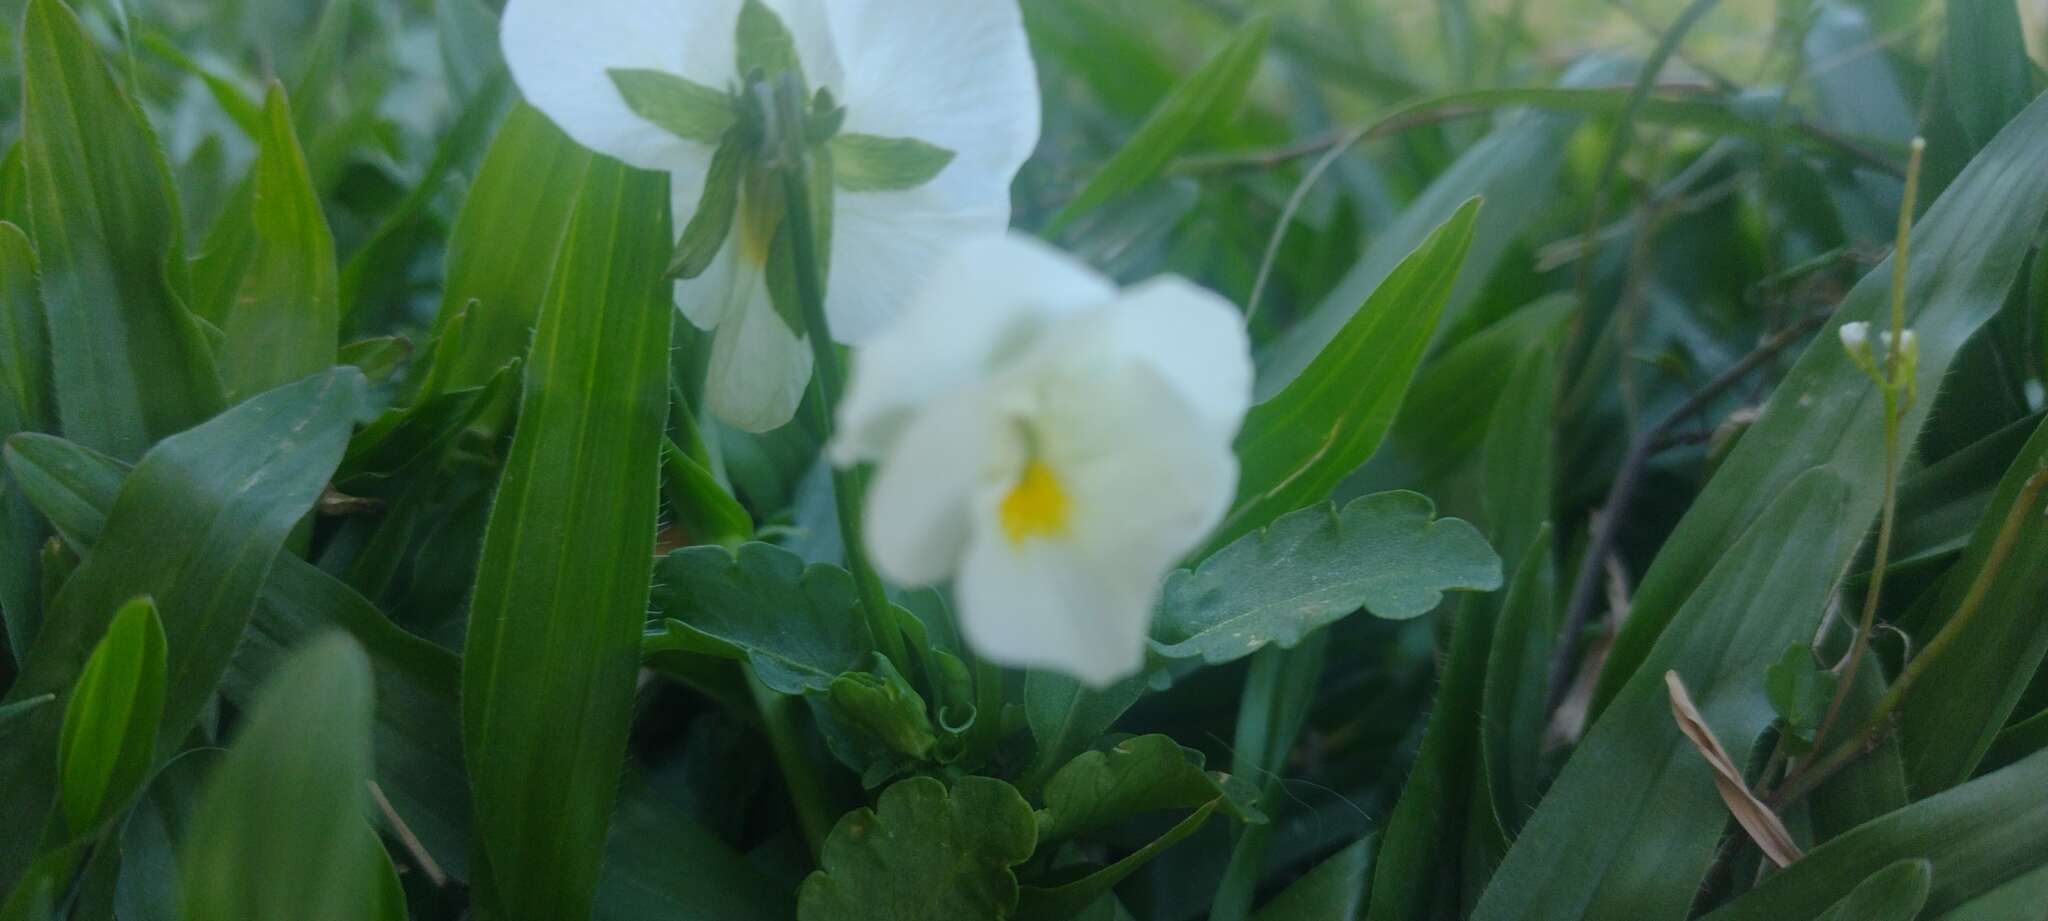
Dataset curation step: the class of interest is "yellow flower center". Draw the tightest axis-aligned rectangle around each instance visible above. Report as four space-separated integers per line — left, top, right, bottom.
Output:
999 460 1070 544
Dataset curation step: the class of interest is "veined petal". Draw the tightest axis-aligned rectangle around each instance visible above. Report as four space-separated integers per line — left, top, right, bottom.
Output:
502 0 739 171
864 385 1024 586
954 362 1239 687
823 0 1041 212
834 234 1114 465
705 276 812 433
503 0 843 171
822 188 1007 342
1066 276 1255 442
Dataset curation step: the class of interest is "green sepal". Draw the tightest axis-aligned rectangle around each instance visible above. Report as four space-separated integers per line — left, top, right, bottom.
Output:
609 68 735 144
830 134 957 192
736 0 803 85
670 131 750 280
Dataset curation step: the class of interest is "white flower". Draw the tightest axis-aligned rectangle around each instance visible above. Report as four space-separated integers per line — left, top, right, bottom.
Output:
2023 0 2048 72
833 235 1254 687
502 0 1041 432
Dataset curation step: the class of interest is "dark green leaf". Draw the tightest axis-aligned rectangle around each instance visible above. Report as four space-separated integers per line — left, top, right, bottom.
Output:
1700 749 2048 920
1038 733 1263 842
1815 860 1932 921
1218 199 1480 547
461 156 673 921
1899 414 2048 794
1153 492 1501 664
55 595 164 835
1765 644 1838 748
1595 93 2048 716
1946 0 2035 150
1470 470 1851 920
649 542 873 695
1479 529 1557 836
610 68 735 144
1023 671 1147 789
660 438 752 547
20 0 223 460
0 222 51 660
178 633 382 921
797 776 1037 921
1018 800 1223 921
215 84 338 398
0 369 362 887
437 0 504 101
425 104 593 405
1047 17 1270 233
1251 837 1373 921
829 133 956 192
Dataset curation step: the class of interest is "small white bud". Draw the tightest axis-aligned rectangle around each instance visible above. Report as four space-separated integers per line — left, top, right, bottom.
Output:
1838 321 1870 355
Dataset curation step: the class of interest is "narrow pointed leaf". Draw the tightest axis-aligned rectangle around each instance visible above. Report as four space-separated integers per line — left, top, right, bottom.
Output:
461 156 673 921
610 68 735 144
56 596 165 835
214 84 338 398
1217 199 1480 548
829 133 956 192
178 633 381 921
0 369 361 887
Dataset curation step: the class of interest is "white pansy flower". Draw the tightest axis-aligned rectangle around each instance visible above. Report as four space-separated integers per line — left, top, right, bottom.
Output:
833 235 1254 687
2023 0 2048 71
502 0 1041 432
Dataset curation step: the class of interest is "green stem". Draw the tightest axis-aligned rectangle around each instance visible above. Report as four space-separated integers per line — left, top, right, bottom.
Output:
767 85 909 672
745 667 834 857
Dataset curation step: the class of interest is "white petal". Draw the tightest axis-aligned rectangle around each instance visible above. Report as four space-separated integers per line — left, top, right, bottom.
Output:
956 530 1155 688
501 0 739 171
863 386 1023 586
953 362 1239 687
1078 277 1254 441
1035 361 1241 578
822 189 1007 343
823 0 1041 212
704 280 812 433
833 234 1114 465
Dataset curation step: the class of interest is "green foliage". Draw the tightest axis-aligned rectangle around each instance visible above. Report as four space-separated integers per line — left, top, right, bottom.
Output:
1047 16 1269 233
460 156 673 921
798 776 1037 921
55 596 165 835
178 633 381 921
18 0 222 461
5 0 2048 918
1152 491 1501 664
1219 200 1480 547
650 542 873 695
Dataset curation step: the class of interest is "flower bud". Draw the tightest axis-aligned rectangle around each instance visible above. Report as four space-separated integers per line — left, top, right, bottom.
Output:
1838 321 1877 375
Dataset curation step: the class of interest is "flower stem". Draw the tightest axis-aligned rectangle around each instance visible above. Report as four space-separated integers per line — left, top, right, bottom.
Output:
765 84 910 672
1778 137 1924 800
746 667 834 856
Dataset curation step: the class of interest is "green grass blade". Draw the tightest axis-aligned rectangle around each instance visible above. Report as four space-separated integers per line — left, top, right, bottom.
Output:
1046 17 1270 235
1593 93 2048 714
55 595 165 836
212 84 338 399
0 368 362 887
18 0 222 461
178 633 383 921
460 156 674 920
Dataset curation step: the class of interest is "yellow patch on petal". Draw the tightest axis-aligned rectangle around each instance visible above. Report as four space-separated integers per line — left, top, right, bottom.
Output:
1000 460 1070 544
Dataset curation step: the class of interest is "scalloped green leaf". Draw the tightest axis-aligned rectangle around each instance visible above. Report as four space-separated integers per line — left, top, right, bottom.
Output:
1152 491 1501 664
650 541 873 695
1038 733 1263 842
798 776 1037 921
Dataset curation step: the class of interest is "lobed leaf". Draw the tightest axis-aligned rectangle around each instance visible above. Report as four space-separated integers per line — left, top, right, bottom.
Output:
797 776 1037 921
